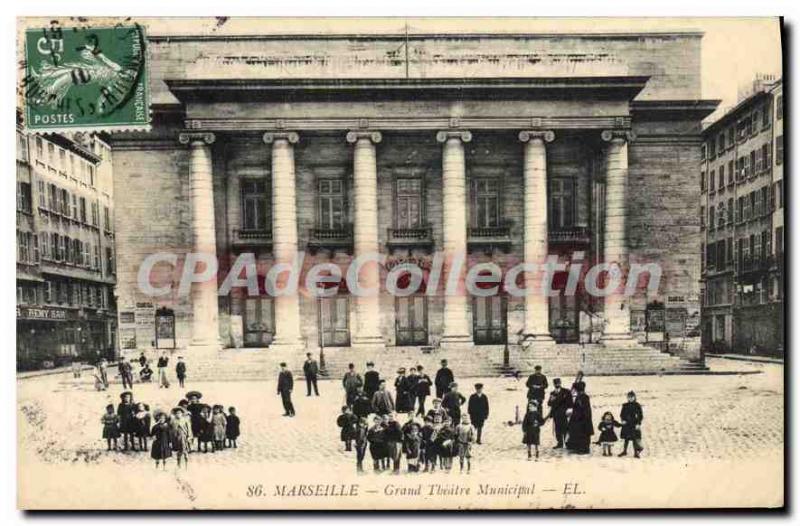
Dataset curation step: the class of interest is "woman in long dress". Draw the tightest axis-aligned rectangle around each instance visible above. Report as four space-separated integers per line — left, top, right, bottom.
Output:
565 381 593 454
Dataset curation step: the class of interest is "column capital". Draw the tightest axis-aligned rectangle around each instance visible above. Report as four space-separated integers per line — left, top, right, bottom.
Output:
263 131 300 145
601 129 635 143
178 131 215 146
436 130 472 144
519 130 555 143
346 130 382 144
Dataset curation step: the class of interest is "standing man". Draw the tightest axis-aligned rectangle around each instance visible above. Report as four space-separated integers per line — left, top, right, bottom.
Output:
175 356 187 388
303 352 320 397
467 383 490 444
414 365 432 416
435 359 454 399
98 357 109 389
363 362 380 400
526 365 548 411
157 351 170 388
441 382 466 423
277 362 296 417
370 379 395 416
342 363 364 407
394 368 412 413
545 378 572 448
119 358 134 390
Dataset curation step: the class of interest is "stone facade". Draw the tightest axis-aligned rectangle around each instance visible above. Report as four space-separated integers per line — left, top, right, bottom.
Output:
111 31 716 366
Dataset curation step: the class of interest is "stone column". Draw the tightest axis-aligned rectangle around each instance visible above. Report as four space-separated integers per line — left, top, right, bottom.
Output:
600 129 635 344
178 132 221 350
263 132 304 352
437 130 473 348
519 130 556 345
347 131 385 350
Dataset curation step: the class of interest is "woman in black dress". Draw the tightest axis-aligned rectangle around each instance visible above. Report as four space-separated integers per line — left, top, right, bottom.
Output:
566 381 593 454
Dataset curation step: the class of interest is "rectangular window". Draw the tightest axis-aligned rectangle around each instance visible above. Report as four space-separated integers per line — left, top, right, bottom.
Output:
16 182 31 213
700 206 705 228
106 247 114 275
47 143 55 166
79 198 87 223
103 206 111 231
776 135 783 165
763 103 771 127
240 179 269 231
37 180 45 208
700 170 706 192
749 151 756 177
58 149 66 172
474 178 502 228
317 179 346 229
35 137 43 160
709 205 715 230
718 165 725 188
549 178 575 229
60 189 69 216
727 198 734 224
396 178 424 229
71 194 78 219
727 161 734 185
777 95 783 120
709 170 716 192
88 165 95 186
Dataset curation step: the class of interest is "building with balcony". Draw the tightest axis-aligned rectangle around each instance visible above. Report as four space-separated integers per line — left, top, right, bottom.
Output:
699 76 784 356
16 114 118 371
109 30 717 372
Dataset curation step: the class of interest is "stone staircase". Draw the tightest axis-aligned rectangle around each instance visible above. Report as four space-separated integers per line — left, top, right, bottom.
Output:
122 341 703 383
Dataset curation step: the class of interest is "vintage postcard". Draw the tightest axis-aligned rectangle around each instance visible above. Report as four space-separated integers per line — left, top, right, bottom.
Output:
15 16 784 510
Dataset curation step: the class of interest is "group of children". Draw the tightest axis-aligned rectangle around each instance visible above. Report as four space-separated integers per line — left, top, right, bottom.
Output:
338 396 479 474
101 390 242 469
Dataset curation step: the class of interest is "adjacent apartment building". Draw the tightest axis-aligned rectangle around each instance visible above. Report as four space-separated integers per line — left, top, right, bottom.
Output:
16 113 118 370
699 76 784 357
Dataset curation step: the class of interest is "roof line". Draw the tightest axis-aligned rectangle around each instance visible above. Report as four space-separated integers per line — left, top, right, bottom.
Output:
148 31 704 42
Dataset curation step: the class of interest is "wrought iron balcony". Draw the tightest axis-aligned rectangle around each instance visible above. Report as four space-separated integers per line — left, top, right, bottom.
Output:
233 228 272 246
308 225 353 253
387 226 433 248
467 225 512 252
549 226 591 245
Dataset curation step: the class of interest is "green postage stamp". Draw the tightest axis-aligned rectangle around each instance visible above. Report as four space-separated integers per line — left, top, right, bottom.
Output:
23 22 150 133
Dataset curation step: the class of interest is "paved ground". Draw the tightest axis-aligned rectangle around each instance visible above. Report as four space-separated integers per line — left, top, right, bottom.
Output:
17 358 784 510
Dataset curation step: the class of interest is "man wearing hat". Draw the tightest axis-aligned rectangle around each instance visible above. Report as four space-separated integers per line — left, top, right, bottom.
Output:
434 359 455 399
342 363 363 407
414 365 432 416
546 378 572 448
277 362 296 417
117 390 136 451
467 383 490 444
394 368 412 413
363 362 380 400
441 382 466 424
526 365 549 411
175 356 187 388
303 352 320 397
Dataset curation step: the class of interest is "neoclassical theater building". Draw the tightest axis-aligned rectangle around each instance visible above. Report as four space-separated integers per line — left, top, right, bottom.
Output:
112 29 716 373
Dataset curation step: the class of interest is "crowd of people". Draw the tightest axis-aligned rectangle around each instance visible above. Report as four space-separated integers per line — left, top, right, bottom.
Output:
100 390 241 469
317 358 645 472
89 352 189 392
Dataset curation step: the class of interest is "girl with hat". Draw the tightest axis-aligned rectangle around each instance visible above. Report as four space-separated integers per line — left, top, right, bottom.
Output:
522 400 545 461
101 403 120 451
198 404 214 453
150 410 172 469
185 391 203 450
134 402 152 452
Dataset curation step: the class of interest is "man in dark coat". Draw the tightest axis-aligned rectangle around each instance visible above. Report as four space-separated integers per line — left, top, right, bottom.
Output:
565 381 592 454
119 358 133 390
394 368 413 413
277 363 296 417
370 379 395 416
342 363 363 407
526 365 548 410
434 359 454 399
467 383 490 444
303 352 320 397
363 362 380 399
414 365 432 416
441 382 466 424
619 390 644 458
546 378 572 448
